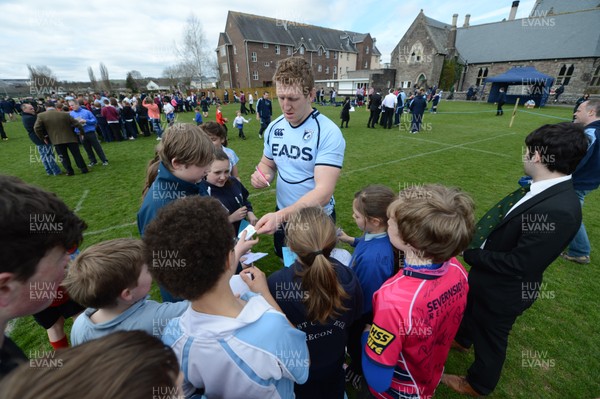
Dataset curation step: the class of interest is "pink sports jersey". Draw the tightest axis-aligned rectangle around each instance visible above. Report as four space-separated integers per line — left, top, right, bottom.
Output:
365 258 469 399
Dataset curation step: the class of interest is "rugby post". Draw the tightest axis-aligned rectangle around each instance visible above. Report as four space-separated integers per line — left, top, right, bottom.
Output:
509 97 520 128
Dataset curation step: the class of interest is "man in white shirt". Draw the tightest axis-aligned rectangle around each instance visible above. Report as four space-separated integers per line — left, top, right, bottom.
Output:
381 89 397 129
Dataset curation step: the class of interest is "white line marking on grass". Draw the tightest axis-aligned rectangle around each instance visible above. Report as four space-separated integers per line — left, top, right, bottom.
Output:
519 110 571 120
400 135 512 158
344 132 516 175
84 222 136 236
74 189 90 213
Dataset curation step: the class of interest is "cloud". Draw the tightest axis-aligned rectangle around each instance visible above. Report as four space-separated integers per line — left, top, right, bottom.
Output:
0 0 539 82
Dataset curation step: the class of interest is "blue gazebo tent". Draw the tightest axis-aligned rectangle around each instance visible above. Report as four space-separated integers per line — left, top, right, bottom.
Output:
484 67 554 107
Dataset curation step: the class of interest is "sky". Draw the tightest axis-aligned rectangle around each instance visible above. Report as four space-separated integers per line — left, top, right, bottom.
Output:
0 0 536 82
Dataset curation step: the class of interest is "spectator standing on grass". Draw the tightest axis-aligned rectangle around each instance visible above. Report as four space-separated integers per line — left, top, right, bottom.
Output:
496 87 506 116
367 89 382 128
430 89 441 113
240 90 248 115
340 96 351 128
143 96 163 140
256 91 272 139
394 89 405 126
381 89 396 129
121 99 138 140
91 100 111 142
101 99 122 142
0 175 86 381
408 89 427 133
248 92 255 114
69 100 108 167
34 102 88 175
251 56 346 258
562 99 600 265
20 102 62 175
134 99 151 137
443 123 587 396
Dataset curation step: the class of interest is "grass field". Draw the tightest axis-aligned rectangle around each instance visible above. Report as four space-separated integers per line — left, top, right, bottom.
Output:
1 99 598 398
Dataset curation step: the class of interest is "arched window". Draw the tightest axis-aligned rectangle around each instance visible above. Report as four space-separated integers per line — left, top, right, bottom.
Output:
417 74 427 86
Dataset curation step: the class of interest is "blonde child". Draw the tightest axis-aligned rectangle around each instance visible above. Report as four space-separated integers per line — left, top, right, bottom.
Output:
361 184 472 399
63 238 188 345
337 184 397 389
232 110 250 139
201 121 240 179
137 123 214 301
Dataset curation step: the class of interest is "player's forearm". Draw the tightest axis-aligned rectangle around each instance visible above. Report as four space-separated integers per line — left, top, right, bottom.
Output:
275 186 334 222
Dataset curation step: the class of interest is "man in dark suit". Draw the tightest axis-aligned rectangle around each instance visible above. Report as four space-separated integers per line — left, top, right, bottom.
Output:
442 122 588 396
409 88 427 133
34 102 88 176
367 89 382 128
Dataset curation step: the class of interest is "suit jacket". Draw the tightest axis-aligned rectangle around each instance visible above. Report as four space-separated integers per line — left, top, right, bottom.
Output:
464 180 581 316
34 109 83 145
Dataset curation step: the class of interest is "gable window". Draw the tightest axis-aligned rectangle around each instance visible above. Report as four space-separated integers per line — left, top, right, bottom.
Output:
334 52 337 59
251 52 257 62
263 43 269 48
299 46 304 55
590 65 600 87
233 46 237 55
557 64 574 85
318 48 322 56
253 71 259 80
275 45 280 55
476 67 489 86
287 46 293 55
366 46 369 54
326 50 330 59
219 46 226 57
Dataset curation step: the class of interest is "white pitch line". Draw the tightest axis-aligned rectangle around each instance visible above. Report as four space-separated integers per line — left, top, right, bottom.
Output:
84 221 137 236
344 132 517 175
400 135 512 158
74 189 90 213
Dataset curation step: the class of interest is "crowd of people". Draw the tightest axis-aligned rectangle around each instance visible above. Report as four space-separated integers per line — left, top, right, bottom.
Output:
0 56 599 399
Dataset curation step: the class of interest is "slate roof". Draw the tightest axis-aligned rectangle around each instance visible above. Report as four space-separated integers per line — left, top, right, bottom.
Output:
423 15 452 54
455 8 600 63
529 0 600 16
226 11 380 55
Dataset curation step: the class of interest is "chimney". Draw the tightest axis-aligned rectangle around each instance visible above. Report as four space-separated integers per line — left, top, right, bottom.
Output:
463 14 471 27
509 1 519 20
447 14 459 58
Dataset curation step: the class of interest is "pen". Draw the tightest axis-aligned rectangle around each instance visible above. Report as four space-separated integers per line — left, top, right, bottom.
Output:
255 166 271 187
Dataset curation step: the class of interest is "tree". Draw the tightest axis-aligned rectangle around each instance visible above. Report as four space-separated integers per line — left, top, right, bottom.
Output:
27 65 58 95
175 13 215 89
99 62 112 92
125 72 138 92
88 66 98 91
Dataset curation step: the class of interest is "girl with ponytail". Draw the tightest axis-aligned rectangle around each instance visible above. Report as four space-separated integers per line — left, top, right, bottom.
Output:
266 206 363 399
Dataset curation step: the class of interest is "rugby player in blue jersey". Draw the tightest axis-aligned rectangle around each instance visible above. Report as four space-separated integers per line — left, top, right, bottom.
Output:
251 57 346 257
